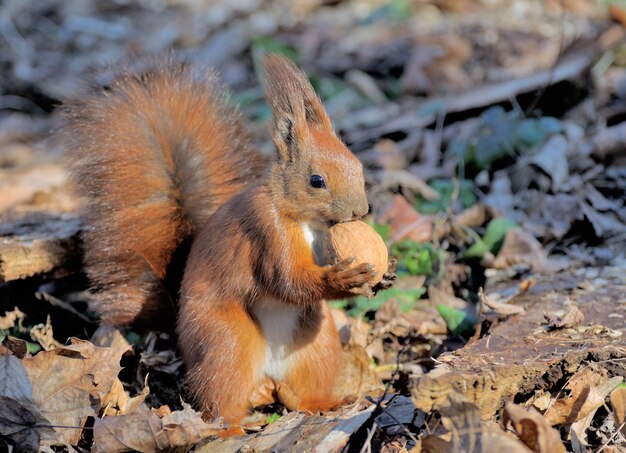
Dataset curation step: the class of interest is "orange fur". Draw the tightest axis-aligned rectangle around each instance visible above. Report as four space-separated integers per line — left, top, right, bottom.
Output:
65 55 375 424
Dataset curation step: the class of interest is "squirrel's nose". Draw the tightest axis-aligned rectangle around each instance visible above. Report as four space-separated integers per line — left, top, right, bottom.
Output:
352 204 369 219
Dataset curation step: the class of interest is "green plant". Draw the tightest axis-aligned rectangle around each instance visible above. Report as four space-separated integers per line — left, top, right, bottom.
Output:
414 179 476 214
391 240 446 282
447 106 562 171
331 286 426 318
464 218 518 259
436 305 476 338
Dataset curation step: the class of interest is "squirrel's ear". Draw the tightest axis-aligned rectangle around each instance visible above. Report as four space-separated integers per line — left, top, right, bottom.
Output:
262 54 333 162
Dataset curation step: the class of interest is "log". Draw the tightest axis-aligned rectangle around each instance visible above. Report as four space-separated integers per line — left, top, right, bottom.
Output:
411 266 626 418
0 214 81 282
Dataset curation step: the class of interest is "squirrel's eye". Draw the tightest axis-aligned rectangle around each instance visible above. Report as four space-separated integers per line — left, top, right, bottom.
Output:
310 174 326 189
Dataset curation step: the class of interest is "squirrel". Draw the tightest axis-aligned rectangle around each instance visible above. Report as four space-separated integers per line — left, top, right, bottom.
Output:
63 54 387 424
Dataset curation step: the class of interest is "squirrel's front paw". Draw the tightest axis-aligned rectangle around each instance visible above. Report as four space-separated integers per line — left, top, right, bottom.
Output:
372 258 397 293
324 257 376 298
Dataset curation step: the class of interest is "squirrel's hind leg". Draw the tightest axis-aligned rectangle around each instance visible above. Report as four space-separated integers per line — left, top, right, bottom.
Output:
179 299 266 424
282 303 343 413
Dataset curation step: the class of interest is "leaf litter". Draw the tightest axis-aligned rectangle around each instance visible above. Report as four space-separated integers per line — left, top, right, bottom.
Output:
0 0 626 451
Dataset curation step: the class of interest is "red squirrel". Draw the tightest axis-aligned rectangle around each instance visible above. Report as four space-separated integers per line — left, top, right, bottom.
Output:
63 55 384 424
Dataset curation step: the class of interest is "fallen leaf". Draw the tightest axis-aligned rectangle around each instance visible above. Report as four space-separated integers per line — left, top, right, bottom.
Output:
436 392 531 452
544 306 584 330
579 200 626 238
0 307 26 331
334 343 384 403
93 401 225 453
377 195 436 243
29 315 60 351
156 401 225 448
93 404 158 453
544 372 622 426
455 204 494 228
492 228 569 273
502 403 567 453
0 355 33 401
479 290 525 316
531 134 569 190
2 335 28 359
610 386 626 425
23 338 130 445
0 396 43 452
102 378 150 417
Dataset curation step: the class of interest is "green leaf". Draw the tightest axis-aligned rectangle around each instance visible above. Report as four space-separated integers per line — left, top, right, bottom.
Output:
414 179 476 214
463 218 518 259
348 287 426 317
26 341 41 354
328 299 349 310
391 240 446 283
482 218 518 253
266 413 281 424
515 117 561 147
464 239 490 259
369 223 391 242
436 305 476 336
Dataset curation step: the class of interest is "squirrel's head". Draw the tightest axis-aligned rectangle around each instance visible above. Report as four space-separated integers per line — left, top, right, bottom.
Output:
262 54 368 225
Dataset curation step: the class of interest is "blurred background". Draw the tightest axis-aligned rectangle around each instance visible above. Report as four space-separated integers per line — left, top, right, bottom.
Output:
1 0 626 449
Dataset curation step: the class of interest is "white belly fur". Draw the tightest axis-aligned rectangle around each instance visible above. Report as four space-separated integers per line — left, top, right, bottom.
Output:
253 297 302 380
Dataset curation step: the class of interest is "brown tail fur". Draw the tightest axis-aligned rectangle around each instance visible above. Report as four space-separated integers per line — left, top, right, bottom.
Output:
62 59 264 327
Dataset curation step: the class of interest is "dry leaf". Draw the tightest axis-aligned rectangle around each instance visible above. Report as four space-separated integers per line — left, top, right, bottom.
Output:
102 378 150 417
436 392 530 453
502 403 567 453
543 368 607 425
492 229 568 273
0 355 33 401
0 396 44 452
479 290 525 316
545 306 584 330
93 404 158 453
610 386 626 425
378 195 436 243
334 343 384 403
29 315 60 351
91 325 132 351
23 338 130 445
0 307 26 331
531 134 569 190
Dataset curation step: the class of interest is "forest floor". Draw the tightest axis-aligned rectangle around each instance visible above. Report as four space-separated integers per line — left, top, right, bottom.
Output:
0 1 625 452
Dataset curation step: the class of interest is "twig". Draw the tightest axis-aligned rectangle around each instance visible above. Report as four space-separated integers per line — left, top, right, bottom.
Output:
597 422 625 452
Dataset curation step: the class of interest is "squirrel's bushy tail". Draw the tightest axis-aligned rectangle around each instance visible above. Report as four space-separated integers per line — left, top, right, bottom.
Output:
63 60 263 327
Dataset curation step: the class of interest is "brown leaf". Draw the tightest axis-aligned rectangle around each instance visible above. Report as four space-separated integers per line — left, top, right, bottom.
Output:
479 290 525 316
2 335 28 359
543 368 606 425
544 306 584 330
102 378 150 417
610 386 626 425
492 229 568 273
94 401 225 453
0 307 26 331
502 403 567 453
334 343 384 403
157 401 224 448
377 195 436 243
93 404 158 453
23 338 130 445
435 393 531 453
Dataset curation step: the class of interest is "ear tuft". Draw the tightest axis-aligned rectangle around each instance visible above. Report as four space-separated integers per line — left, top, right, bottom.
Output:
262 54 333 160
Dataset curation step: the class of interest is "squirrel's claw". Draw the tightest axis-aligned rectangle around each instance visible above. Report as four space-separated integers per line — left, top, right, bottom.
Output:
372 258 397 294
